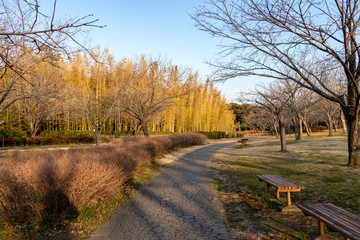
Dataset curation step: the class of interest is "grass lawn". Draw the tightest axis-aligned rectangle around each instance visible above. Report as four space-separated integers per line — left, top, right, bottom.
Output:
212 132 360 240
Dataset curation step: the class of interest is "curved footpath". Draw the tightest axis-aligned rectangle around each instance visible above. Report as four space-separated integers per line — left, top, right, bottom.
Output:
91 141 235 240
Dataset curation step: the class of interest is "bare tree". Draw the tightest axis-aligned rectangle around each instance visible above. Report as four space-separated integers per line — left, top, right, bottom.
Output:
193 0 360 166
244 83 293 151
244 106 274 134
298 95 318 137
0 0 102 114
281 79 319 140
126 114 142 136
315 99 341 136
17 58 65 137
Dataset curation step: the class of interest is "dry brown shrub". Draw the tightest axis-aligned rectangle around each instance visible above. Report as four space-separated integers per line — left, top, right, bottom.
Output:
169 133 207 147
0 153 75 223
0 133 206 225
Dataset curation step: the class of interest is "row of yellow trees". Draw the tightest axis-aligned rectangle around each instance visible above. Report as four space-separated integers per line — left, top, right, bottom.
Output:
1 48 235 141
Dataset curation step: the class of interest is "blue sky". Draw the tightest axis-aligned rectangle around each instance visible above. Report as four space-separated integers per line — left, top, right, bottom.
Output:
43 0 263 101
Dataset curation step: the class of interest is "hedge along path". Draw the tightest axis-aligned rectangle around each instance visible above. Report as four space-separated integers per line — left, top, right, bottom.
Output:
91 141 234 240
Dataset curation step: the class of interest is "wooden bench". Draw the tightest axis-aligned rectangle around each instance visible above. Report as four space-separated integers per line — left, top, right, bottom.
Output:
238 138 248 148
257 175 305 206
297 203 360 240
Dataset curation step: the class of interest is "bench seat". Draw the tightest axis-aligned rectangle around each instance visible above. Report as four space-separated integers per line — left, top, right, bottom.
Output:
257 175 305 206
238 138 248 147
297 203 360 240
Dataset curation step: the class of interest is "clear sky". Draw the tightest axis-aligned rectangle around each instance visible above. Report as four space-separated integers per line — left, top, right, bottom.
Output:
43 0 264 101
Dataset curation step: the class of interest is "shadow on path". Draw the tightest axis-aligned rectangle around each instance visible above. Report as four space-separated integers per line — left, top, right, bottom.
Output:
91 143 234 240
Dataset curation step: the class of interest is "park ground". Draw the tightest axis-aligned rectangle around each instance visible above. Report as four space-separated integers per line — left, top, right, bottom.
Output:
213 132 360 239
1 133 359 240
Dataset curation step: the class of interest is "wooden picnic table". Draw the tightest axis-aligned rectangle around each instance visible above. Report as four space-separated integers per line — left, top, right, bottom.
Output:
238 138 248 148
257 174 305 206
297 203 360 240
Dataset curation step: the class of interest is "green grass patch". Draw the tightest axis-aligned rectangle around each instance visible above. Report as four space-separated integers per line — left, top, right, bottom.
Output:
213 134 360 239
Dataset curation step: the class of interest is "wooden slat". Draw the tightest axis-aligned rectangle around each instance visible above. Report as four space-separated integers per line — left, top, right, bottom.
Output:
257 175 305 190
313 204 360 236
278 189 301 192
318 204 360 236
298 204 350 228
298 203 360 239
298 204 348 233
315 204 360 230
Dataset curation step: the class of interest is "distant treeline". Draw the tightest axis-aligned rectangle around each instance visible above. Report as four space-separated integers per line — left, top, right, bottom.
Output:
0 49 235 139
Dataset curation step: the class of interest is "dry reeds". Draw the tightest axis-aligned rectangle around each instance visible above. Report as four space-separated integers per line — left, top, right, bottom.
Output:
0 133 206 225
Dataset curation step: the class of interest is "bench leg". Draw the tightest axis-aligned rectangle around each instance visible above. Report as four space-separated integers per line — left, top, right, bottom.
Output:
286 192 291 206
266 184 271 193
313 221 338 240
318 220 324 235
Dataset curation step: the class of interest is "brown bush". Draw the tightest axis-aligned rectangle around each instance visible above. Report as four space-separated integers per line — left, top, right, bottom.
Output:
311 126 328 132
0 133 205 225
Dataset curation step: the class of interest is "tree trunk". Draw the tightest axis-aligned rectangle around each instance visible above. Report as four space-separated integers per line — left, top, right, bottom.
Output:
29 127 39 138
29 119 40 138
116 111 121 138
344 26 360 166
271 117 279 137
328 115 333 136
304 120 311 136
292 117 301 141
94 128 100 146
273 123 279 137
333 120 337 132
132 124 141 135
299 115 303 138
274 124 279 137
342 106 360 166
142 121 149 137
279 122 286 152
341 110 347 133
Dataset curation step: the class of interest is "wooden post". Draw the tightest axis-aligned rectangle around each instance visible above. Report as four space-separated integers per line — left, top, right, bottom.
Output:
276 190 280 200
266 184 270 193
287 192 291 206
318 221 324 235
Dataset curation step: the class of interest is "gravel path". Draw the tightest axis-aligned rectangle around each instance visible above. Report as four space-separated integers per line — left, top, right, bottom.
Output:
91 142 234 240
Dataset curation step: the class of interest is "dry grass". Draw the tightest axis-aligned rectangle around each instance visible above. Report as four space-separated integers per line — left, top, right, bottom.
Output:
213 133 360 240
0 133 206 228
